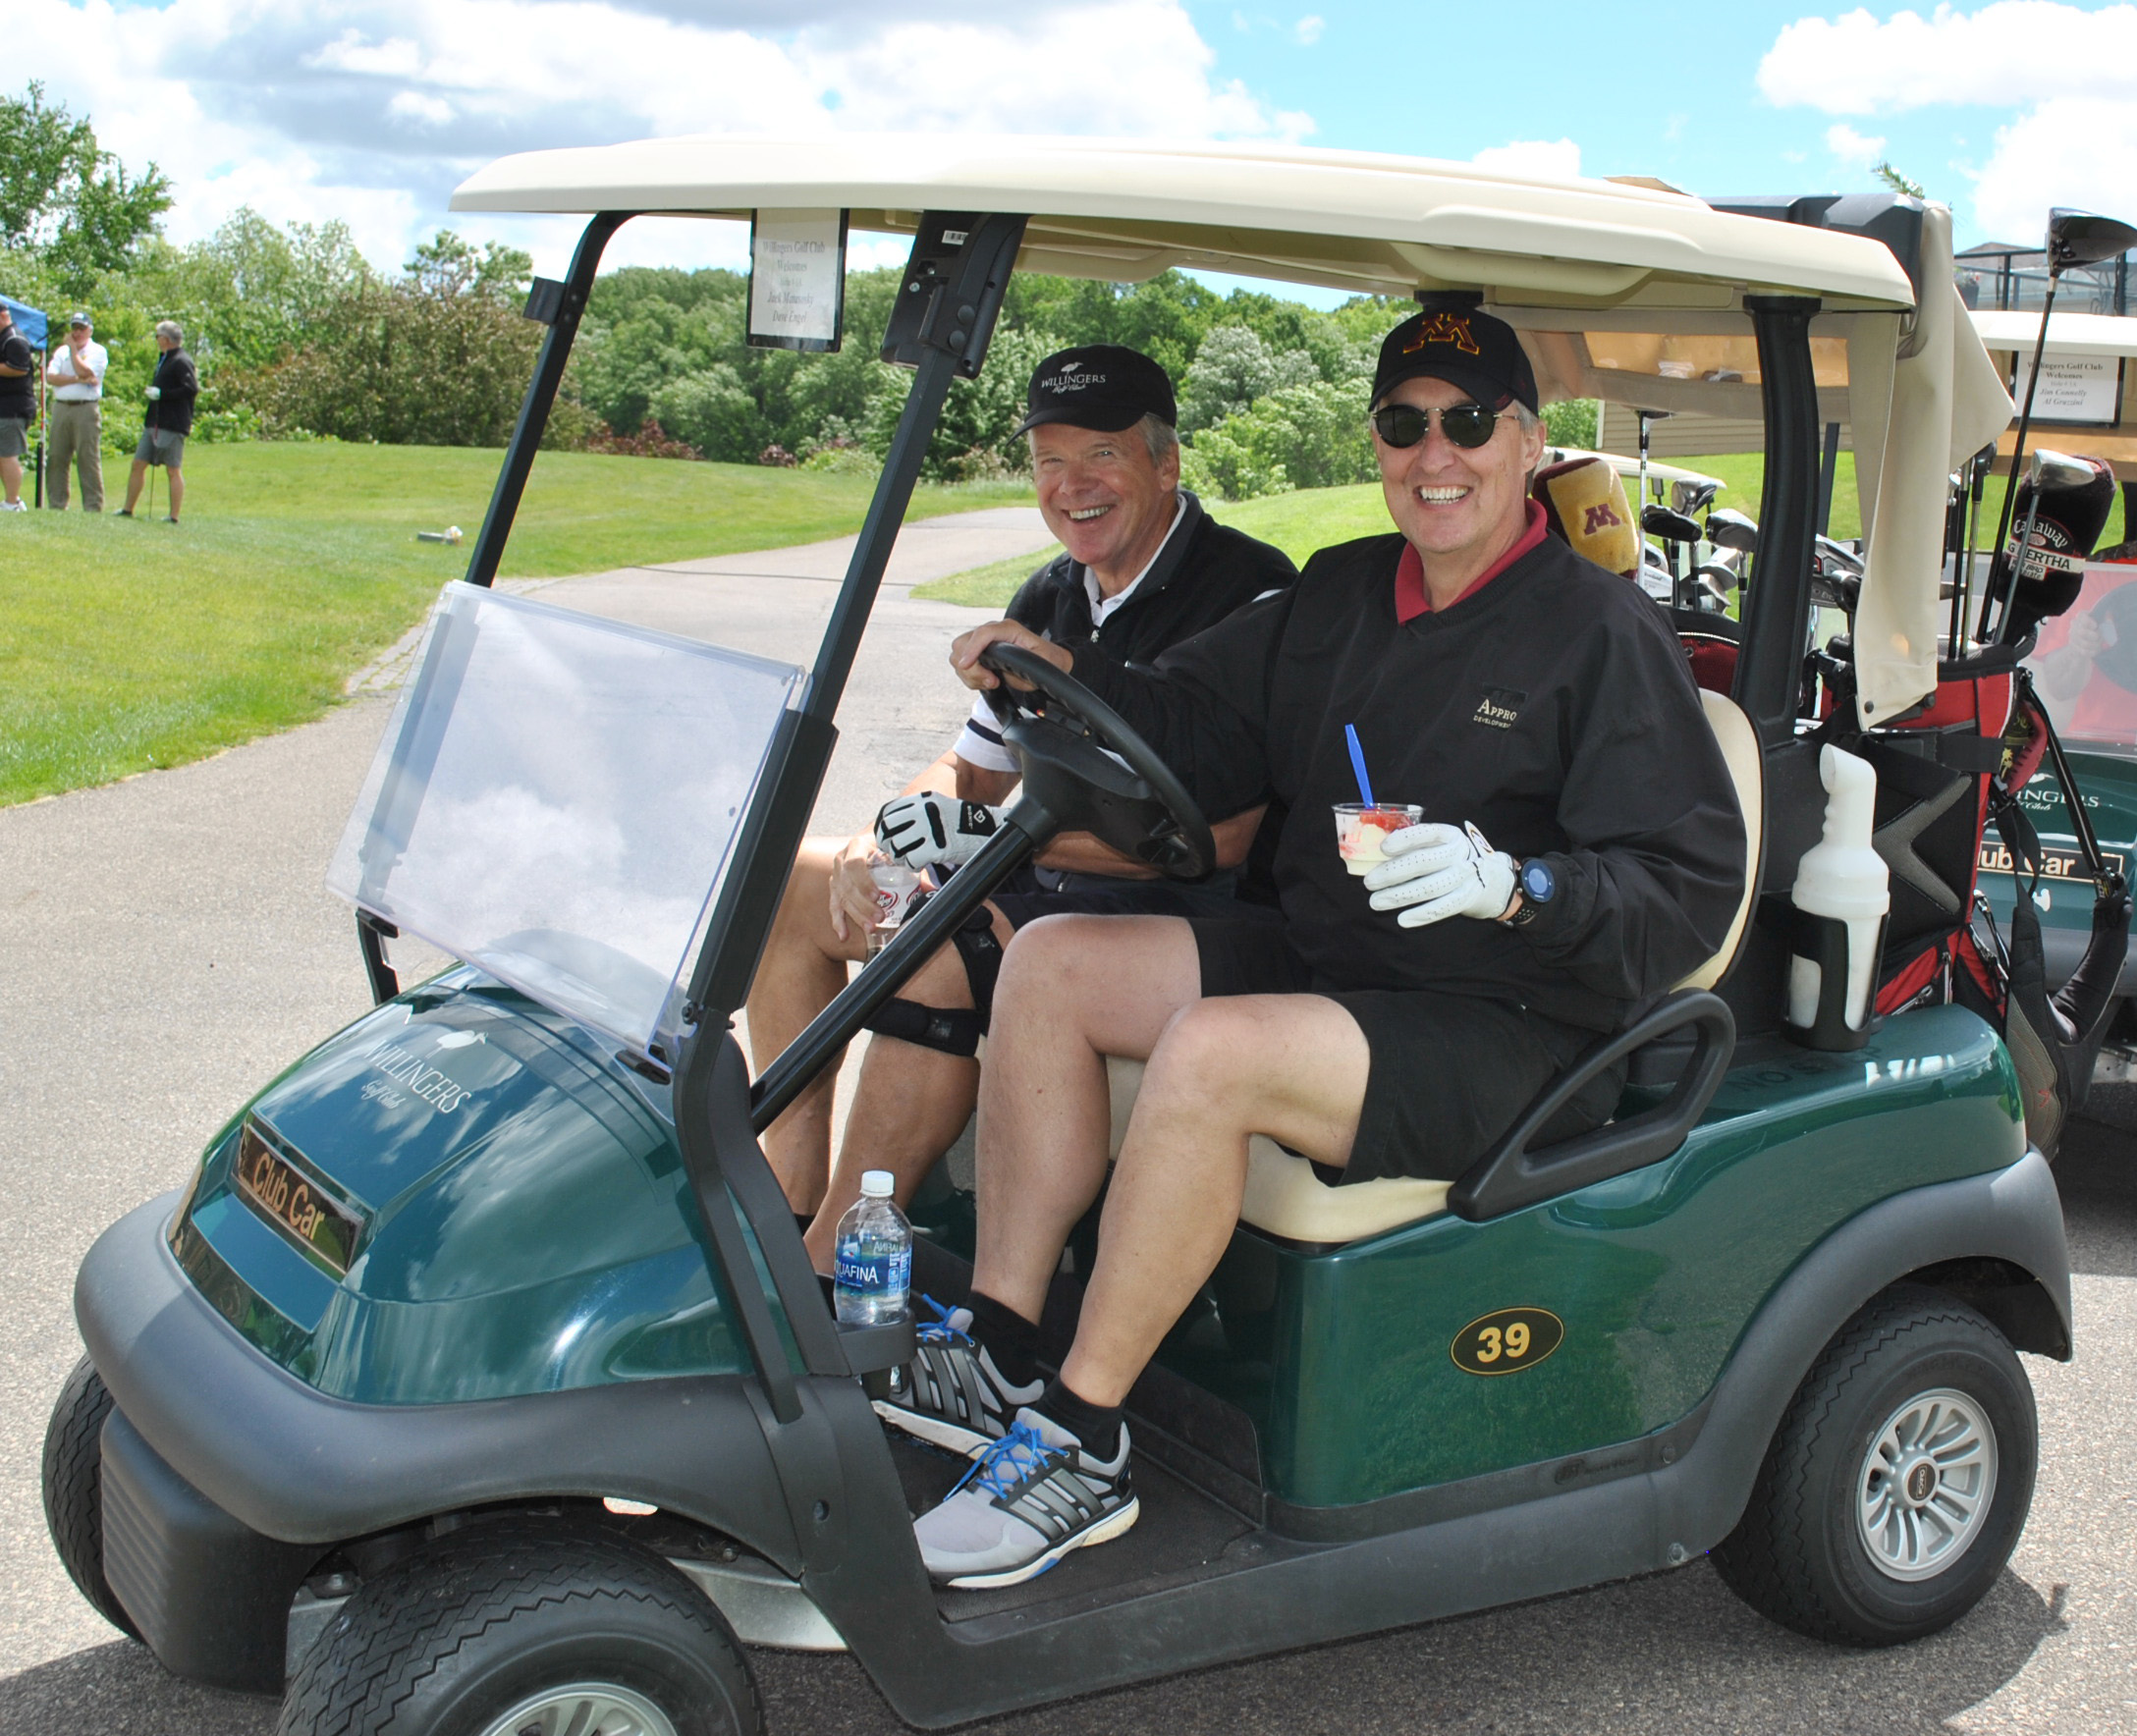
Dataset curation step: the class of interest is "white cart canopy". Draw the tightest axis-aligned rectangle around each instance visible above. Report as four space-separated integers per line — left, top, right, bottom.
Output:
454 134 2015 724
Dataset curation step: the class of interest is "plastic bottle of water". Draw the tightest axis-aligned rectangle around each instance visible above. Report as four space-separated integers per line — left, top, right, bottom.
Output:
834 1170 911 1327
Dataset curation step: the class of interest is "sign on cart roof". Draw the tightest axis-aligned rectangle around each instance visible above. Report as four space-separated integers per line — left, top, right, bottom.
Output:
451 134 1918 311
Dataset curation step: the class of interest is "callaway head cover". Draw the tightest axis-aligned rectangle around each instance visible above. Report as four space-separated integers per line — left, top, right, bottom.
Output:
1997 453 2114 641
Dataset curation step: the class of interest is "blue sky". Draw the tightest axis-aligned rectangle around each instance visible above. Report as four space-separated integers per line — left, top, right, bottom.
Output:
21 0 2137 278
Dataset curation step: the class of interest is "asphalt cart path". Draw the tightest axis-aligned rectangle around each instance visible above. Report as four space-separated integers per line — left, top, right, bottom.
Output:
4 506 2135 1732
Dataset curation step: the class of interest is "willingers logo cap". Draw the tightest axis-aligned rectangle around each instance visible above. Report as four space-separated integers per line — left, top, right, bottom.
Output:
1015 345 1177 436
1372 293 1539 414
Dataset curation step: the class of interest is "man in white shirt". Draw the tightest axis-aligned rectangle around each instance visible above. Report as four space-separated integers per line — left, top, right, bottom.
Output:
44 312 106 513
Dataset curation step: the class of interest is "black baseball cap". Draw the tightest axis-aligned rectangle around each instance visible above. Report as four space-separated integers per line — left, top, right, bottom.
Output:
1371 295 1539 414
1015 345 1176 436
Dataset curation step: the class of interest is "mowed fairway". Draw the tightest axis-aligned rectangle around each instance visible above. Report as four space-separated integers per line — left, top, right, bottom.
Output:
0 443 1028 807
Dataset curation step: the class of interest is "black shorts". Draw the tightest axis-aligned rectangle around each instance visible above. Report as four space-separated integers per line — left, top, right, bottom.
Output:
1187 918 1623 1185
988 866 1274 932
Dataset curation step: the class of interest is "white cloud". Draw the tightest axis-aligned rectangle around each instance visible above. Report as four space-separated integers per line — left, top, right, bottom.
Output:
1761 4 2137 244
1759 2 2137 115
1826 122 1888 168
1469 137 1582 181
1295 14 1325 43
17 0 1310 275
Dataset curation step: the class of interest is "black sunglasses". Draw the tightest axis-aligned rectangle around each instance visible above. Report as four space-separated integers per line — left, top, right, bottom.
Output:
1368 402 1505 451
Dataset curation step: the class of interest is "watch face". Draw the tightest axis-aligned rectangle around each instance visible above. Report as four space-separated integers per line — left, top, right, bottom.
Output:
1521 859 1555 902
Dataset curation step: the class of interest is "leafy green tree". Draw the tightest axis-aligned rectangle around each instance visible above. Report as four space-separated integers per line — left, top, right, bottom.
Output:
1542 398 1599 449
1178 324 1317 433
0 82 170 293
1180 378 1375 500
650 362 762 461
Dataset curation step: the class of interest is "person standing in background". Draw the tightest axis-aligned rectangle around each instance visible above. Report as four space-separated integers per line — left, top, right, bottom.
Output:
44 311 106 512
0 300 33 513
119 320 195 523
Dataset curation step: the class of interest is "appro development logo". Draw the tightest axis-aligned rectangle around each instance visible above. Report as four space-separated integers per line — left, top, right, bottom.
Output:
1472 686 1526 730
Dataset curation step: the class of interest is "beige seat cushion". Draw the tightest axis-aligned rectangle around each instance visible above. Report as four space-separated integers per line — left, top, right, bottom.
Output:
1105 1057 1451 1243
1676 688 1762 992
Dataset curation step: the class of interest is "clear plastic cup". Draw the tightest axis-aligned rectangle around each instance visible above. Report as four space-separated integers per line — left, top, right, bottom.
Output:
1334 803 1423 876
867 860 921 956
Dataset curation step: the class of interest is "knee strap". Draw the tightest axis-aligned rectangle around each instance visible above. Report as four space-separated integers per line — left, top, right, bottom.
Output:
862 998 983 1058
951 904 1007 1029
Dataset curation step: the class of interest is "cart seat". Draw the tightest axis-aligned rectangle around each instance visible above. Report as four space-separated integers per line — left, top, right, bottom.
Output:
1097 688 1761 1245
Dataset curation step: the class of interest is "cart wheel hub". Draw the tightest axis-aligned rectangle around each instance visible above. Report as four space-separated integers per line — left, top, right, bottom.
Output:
1855 1386 1999 1582
480 1681 679 1736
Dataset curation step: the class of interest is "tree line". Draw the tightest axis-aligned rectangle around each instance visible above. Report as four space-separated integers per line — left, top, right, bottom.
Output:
0 82 1596 497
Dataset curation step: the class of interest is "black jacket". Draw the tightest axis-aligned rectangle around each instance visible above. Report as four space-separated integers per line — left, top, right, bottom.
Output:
147 347 198 437
1068 531 1746 1031
0 326 33 420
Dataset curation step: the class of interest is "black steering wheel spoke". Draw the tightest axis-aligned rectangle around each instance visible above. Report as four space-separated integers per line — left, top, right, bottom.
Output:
979 644 1216 882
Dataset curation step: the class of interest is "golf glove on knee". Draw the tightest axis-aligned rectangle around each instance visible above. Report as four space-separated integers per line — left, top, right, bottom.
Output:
876 792 1004 869
1364 822 1517 928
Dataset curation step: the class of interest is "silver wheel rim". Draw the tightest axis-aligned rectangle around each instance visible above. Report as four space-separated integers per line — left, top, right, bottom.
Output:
1855 1385 1999 1583
476 1681 679 1736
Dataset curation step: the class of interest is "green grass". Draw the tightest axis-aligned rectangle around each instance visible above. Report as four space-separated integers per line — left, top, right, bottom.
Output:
0 442 1030 807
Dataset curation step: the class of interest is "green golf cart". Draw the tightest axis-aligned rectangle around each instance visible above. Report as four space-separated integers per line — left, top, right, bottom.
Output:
47 141 2073 1736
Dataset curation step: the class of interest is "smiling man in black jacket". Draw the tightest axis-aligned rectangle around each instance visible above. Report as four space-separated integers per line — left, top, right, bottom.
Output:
875 300 1746 1589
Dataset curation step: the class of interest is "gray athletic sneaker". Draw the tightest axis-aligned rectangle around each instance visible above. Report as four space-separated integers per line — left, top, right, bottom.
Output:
874 1297 1044 1458
914 1408 1139 1588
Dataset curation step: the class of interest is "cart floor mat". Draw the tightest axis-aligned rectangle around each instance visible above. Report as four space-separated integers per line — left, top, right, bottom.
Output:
885 1436 1256 1622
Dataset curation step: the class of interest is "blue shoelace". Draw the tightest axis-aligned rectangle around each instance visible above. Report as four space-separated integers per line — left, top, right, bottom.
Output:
951 1419 1053 1501
915 1294 970 1346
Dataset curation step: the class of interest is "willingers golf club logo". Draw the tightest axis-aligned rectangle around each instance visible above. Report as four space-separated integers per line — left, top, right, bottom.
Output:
1583 503 1624 533
1403 313 1481 355
1472 686 1526 730
1043 358 1107 395
361 1036 474 1112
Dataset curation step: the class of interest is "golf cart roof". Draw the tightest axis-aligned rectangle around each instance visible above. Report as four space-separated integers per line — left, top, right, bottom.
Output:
1971 308 2137 358
452 134 1919 311
454 134 2012 725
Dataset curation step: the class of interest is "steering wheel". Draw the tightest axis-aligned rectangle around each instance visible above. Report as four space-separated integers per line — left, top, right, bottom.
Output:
979 643 1216 881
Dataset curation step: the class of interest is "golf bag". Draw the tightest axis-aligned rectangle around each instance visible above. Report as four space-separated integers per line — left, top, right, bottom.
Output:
1875 667 2130 1154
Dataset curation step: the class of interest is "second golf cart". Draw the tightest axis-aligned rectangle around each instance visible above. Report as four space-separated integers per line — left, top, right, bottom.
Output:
49 140 2080 1734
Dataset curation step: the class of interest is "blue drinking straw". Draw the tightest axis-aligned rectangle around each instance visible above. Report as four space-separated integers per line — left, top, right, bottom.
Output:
1344 724 1374 807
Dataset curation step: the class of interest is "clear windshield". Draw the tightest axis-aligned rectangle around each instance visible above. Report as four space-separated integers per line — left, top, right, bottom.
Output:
327 582 804 1056
2025 562 2137 751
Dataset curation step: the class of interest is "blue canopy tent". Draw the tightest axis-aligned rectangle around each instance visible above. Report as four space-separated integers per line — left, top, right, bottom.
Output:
2 294 51 504
2 294 49 346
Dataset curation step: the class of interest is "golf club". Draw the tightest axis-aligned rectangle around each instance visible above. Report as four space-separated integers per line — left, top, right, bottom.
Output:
1990 206 2137 642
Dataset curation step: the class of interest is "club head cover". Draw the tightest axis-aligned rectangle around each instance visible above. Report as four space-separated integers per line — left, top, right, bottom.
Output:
1533 456 1639 579
1997 454 2114 639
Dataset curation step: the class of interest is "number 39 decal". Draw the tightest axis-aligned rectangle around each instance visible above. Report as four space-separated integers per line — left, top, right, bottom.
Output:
1451 1307 1564 1376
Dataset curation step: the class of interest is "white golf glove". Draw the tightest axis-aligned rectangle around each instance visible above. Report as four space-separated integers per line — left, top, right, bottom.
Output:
1364 821 1517 929
874 791 1004 869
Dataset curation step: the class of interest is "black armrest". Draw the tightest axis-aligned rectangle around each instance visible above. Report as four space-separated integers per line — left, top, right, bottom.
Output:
1448 990 1735 1222
837 1316 917 1377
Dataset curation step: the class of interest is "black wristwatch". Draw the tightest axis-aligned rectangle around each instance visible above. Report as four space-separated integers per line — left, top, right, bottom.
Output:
1503 857 1556 929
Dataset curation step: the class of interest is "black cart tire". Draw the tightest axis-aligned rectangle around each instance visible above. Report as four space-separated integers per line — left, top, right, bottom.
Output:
41 1355 143 1642
1713 1284 2037 1647
278 1523 761 1736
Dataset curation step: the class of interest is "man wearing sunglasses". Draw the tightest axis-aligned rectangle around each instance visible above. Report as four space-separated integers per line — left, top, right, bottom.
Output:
869 298 1746 1591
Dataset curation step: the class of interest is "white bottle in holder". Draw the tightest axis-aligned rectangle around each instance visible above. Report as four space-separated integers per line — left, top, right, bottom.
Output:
1787 743 1890 1032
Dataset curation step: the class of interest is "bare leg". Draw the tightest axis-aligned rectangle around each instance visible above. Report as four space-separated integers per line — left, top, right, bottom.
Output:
122 460 146 514
0 455 20 506
801 906 1014 1274
745 839 867 1213
1060 994 1368 1406
165 466 184 519
970 915 1204 1325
